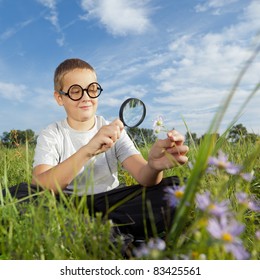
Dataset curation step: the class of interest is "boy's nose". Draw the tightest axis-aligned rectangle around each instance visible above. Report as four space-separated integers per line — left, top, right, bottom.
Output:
82 90 91 100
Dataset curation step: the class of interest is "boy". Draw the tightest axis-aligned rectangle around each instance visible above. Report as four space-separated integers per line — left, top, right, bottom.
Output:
11 58 189 240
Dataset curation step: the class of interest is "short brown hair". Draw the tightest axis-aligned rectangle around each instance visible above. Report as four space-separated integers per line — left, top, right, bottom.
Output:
54 58 95 91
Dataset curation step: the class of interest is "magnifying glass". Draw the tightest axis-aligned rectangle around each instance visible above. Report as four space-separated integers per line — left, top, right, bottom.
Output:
119 98 146 128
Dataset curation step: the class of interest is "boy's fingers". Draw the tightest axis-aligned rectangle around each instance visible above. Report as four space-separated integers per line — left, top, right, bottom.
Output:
167 130 185 144
111 118 124 131
166 145 189 155
175 155 189 164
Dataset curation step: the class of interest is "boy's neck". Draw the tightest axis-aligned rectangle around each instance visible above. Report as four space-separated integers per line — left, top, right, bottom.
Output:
66 117 96 131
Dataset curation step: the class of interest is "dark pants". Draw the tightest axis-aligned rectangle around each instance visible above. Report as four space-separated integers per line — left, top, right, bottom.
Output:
2 176 180 239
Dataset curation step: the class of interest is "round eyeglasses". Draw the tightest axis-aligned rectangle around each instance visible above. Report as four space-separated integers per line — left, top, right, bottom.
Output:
58 82 103 101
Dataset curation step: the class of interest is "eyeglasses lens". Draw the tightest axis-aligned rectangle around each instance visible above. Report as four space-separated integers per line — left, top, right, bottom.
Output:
88 83 101 98
68 85 82 100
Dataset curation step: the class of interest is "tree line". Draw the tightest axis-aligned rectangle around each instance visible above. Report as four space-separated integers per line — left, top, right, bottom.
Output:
128 123 259 146
0 123 259 149
184 123 259 146
0 129 37 148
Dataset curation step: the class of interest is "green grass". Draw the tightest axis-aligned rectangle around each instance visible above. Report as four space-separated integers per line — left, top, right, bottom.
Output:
0 137 259 260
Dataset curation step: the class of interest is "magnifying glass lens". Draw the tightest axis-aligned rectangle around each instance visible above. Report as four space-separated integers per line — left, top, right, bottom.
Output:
119 98 146 128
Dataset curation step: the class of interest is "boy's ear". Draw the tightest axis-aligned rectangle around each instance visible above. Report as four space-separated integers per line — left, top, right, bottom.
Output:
54 91 64 106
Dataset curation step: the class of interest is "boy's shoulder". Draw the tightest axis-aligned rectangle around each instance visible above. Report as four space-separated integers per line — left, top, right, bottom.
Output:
43 119 65 131
39 119 67 138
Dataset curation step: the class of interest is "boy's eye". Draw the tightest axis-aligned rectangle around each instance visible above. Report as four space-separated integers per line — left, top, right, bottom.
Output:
71 89 80 94
88 85 97 92
70 86 81 95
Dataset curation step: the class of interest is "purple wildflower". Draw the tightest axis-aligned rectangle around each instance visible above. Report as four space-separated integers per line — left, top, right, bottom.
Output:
147 238 166 251
206 166 216 175
256 230 260 240
133 245 149 258
224 242 250 260
196 191 229 217
240 172 254 182
188 161 194 170
236 192 260 212
207 216 249 260
164 185 186 207
133 238 166 258
208 150 241 175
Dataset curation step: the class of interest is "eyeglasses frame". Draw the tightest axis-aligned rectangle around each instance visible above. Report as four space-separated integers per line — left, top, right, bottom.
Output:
58 82 103 101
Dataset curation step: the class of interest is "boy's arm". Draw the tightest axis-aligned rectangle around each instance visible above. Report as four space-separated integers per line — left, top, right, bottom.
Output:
32 146 93 193
122 154 163 186
32 119 124 193
122 130 189 186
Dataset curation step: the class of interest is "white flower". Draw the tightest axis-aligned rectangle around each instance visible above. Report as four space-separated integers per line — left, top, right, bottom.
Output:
153 115 164 134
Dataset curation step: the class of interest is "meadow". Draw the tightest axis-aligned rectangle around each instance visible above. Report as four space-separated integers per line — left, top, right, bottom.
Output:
0 133 259 260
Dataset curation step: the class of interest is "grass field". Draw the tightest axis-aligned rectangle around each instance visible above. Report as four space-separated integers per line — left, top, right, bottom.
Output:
0 136 259 260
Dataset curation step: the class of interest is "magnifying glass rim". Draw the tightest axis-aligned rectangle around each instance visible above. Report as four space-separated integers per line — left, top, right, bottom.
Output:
119 97 146 128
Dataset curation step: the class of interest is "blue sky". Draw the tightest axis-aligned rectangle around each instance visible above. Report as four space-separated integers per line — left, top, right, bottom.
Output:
0 0 259 137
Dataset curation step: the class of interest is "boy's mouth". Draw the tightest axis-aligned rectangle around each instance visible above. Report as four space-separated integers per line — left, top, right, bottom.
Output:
79 105 92 110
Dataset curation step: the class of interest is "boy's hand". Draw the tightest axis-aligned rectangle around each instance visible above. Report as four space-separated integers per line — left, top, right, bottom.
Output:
148 130 189 171
84 119 124 156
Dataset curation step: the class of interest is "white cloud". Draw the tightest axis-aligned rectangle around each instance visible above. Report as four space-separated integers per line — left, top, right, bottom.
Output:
37 0 58 25
101 83 148 100
37 0 56 8
80 0 153 36
0 19 34 43
0 82 27 102
164 35 252 95
92 1 260 136
37 0 65 46
145 1 260 135
195 0 239 13
245 0 260 24
101 97 121 107
29 87 58 110
0 85 65 134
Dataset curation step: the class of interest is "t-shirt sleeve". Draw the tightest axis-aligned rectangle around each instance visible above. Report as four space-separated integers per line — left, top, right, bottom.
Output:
116 129 141 163
33 125 61 168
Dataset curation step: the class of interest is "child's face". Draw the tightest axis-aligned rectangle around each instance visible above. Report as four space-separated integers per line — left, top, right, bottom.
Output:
55 68 99 127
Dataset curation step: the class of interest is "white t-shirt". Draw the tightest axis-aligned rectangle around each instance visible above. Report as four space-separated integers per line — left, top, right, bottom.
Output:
33 116 140 195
